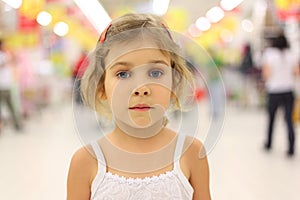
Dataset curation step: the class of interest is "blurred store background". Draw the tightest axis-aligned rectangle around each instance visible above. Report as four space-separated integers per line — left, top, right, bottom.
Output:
0 0 300 200
0 0 299 122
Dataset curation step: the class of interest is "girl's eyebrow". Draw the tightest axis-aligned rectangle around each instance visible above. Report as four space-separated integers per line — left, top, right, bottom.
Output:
109 61 132 70
149 60 170 66
109 59 170 70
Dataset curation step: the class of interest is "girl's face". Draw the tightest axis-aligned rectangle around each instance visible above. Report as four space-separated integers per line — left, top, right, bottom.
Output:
103 46 173 128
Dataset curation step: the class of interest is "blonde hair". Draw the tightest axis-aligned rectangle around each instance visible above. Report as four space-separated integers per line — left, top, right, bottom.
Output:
81 13 194 118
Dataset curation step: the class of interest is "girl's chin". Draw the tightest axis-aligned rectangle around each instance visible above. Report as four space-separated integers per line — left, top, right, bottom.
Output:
124 118 162 129
130 117 152 128
115 114 165 128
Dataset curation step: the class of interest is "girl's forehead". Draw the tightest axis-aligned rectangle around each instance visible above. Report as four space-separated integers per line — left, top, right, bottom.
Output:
105 40 170 68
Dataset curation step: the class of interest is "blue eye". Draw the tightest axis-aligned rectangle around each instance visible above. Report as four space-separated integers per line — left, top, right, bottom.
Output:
149 69 164 78
117 71 131 79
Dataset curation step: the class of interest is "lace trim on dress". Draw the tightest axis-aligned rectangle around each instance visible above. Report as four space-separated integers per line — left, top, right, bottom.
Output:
105 169 176 185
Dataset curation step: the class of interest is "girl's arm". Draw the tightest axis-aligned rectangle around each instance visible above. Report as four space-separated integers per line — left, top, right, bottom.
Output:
187 138 211 200
67 147 96 200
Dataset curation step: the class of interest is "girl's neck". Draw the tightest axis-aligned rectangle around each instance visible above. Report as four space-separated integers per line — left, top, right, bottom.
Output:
107 117 175 152
100 129 177 173
114 116 165 140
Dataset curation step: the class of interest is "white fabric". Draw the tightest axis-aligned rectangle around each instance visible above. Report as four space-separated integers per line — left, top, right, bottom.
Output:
0 51 13 90
262 48 298 93
90 134 194 200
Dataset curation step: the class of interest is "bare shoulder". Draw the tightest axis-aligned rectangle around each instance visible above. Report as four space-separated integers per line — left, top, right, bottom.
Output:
183 136 207 160
70 145 96 167
67 146 98 200
182 136 211 200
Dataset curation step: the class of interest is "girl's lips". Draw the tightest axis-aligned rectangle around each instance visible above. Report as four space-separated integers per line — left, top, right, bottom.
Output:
129 104 152 111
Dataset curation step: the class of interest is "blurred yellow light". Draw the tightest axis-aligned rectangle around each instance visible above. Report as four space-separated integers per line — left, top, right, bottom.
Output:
164 8 189 32
20 0 45 19
274 0 300 10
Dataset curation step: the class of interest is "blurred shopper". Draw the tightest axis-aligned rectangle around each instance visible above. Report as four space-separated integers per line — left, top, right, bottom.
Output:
207 47 225 118
0 39 22 132
239 43 262 107
240 43 254 75
261 33 299 156
72 50 89 105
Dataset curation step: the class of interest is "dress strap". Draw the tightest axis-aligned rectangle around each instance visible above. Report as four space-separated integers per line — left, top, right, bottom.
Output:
91 141 106 165
174 134 185 170
90 141 106 199
173 134 194 195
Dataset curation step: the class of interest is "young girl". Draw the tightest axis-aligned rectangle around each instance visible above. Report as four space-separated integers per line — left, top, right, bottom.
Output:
67 13 211 200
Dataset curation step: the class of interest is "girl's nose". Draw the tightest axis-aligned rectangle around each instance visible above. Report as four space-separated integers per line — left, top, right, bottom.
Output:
133 85 151 96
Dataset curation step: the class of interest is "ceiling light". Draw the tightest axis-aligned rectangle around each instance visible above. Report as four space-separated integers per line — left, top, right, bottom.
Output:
73 0 111 33
196 17 211 32
1 0 22 9
54 22 69 37
220 0 244 11
36 11 52 26
206 6 224 23
153 0 170 16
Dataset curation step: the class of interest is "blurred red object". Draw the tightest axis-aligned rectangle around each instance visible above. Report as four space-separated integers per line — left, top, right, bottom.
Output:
194 88 206 101
18 14 38 31
72 52 89 78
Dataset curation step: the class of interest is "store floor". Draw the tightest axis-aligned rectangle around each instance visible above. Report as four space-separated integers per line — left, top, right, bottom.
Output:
0 102 299 200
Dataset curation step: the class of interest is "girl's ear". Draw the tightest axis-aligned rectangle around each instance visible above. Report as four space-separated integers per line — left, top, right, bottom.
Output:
99 92 107 100
170 91 177 104
98 85 107 100
170 91 175 99
170 91 181 110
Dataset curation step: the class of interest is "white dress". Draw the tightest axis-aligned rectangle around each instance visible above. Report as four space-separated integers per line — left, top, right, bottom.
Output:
90 134 194 200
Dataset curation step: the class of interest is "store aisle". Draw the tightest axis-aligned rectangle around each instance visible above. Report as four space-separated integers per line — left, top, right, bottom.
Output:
209 106 300 200
0 103 299 200
0 104 81 200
